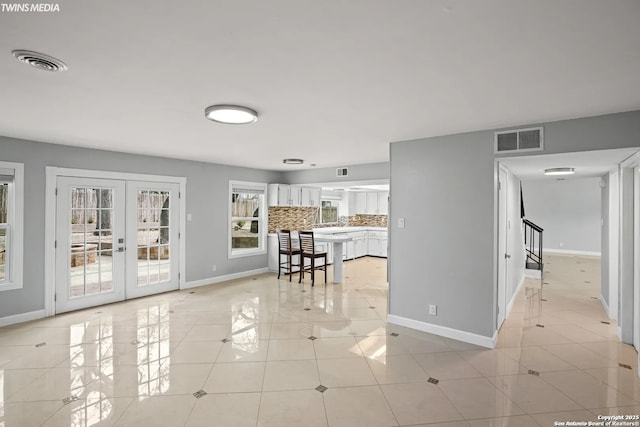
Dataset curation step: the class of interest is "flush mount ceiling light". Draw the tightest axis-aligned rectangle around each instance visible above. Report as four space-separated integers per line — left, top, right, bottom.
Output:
283 158 304 165
204 105 258 124
544 167 575 176
12 49 68 72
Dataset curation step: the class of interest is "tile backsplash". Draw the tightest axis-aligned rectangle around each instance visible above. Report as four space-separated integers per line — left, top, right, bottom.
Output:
348 214 388 227
268 206 319 233
268 208 388 232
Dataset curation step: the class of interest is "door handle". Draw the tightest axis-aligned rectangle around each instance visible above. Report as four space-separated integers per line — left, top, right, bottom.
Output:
504 254 511 259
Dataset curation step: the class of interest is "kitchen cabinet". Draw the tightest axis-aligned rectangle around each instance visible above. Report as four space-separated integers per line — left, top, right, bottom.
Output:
366 192 378 214
301 187 321 207
377 192 389 215
367 230 388 257
269 184 320 207
348 191 389 215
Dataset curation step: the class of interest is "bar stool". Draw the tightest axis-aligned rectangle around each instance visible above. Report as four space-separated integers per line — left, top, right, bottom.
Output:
298 230 327 286
277 229 301 281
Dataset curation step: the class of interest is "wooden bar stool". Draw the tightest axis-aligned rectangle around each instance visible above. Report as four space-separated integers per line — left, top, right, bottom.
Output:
277 229 301 281
298 230 327 286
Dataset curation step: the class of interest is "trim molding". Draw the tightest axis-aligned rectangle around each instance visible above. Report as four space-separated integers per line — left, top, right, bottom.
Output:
600 294 610 318
544 248 601 257
507 275 526 318
183 268 270 290
0 309 46 327
387 314 497 349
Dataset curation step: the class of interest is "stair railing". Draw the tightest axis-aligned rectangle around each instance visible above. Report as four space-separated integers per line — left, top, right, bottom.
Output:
523 218 543 271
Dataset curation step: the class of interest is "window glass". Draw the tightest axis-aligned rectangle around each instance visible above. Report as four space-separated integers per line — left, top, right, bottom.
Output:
0 161 23 291
230 182 266 257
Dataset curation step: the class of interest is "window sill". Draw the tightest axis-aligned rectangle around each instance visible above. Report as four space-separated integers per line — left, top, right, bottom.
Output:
229 248 267 259
0 281 22 292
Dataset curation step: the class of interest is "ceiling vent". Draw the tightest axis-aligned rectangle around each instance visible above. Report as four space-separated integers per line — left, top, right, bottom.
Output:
12 50 68 72
336 167 348 177
495 127 543 154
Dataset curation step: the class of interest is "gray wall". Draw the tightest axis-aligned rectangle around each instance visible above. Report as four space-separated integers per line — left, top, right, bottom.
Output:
601 173 610 306
0 136 282 318
282 162 389 184
390 130 496 337
389 110 640 340
522 178 602 253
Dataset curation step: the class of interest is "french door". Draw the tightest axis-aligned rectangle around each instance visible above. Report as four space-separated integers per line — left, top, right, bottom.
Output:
55 177 180 313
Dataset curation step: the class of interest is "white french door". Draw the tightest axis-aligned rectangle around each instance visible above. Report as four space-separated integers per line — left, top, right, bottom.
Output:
55 177 180 313
126 181 180 299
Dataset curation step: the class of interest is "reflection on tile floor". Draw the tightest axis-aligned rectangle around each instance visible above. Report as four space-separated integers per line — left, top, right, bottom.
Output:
1 254 638 426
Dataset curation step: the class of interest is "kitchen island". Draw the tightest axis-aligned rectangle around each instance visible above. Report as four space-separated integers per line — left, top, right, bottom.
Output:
267 226 388 283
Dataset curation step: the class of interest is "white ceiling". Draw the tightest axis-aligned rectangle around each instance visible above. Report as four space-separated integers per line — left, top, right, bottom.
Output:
1 1 639 171
499 148 640 180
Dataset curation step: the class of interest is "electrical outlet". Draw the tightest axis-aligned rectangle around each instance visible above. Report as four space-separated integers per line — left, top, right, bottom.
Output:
212 265 217 272
428 304 437 316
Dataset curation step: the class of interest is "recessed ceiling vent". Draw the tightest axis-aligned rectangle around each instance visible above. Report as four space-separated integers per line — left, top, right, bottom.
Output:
12 50 68 72
336 167 348 177
495 127 543 153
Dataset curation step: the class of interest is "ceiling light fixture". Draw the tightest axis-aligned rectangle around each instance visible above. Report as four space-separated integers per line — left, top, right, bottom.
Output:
204 105 258 124
283 158 304 165
544 167 575 176
12 49 67 72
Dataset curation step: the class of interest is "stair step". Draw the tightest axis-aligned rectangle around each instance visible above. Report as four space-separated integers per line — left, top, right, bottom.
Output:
526 262 542 270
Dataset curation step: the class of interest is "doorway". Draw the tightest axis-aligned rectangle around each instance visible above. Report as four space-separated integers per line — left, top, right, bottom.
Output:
45 168 185 315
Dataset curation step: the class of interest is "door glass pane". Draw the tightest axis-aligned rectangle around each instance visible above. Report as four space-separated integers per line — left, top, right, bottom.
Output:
0 183 7 282
69 186 115 298
136 190 170 287
0 228 6 282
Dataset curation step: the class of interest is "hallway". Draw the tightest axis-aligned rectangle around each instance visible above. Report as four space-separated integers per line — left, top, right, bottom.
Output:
0 255 638 426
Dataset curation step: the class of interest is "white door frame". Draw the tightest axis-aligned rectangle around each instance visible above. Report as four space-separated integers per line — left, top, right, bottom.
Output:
45 167 186 317
633 164 640 351
497 164 509 328
618 152 640 345
608 168 620 322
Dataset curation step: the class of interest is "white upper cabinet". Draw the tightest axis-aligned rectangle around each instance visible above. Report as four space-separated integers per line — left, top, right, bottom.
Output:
377 191 389 215
347 191 389 215
301 187 321 207
268 184 319 207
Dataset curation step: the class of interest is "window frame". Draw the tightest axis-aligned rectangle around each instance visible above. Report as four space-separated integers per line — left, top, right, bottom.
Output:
0 161 24 292
228 180 267 259
320 199 340 224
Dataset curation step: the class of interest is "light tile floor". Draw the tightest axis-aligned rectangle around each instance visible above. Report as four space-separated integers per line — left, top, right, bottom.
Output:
1 254 639 426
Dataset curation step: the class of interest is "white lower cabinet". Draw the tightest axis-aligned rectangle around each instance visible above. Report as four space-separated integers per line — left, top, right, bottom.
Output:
268 229 387 273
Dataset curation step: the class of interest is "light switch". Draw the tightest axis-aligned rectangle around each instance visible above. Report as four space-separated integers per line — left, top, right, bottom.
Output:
398 218 405 228
187 213 193 221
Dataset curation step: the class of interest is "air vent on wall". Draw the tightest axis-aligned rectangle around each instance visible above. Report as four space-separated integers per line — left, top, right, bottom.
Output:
336 167 348 177
495 127 543 153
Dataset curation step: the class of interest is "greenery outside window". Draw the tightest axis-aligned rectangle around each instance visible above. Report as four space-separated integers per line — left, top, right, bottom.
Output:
321 200 339 224
0 161 24 292
229 181 267 258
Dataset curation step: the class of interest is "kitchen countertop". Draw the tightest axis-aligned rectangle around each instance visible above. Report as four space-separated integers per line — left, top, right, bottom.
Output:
268 226 387 237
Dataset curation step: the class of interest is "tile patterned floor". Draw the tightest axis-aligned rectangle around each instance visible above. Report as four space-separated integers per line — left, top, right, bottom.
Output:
0 254 638 426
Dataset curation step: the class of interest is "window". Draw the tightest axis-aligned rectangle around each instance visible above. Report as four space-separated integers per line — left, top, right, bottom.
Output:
321 200 339 224
0 161 24 291
229 181 267 258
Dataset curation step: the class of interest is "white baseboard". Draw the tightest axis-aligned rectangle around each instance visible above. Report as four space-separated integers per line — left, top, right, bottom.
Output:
544 248 601 257
183 267 270 290
387 314 497 349
507 275 526 318
0 309 46 328
600 295 610 318
617 326 622 341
